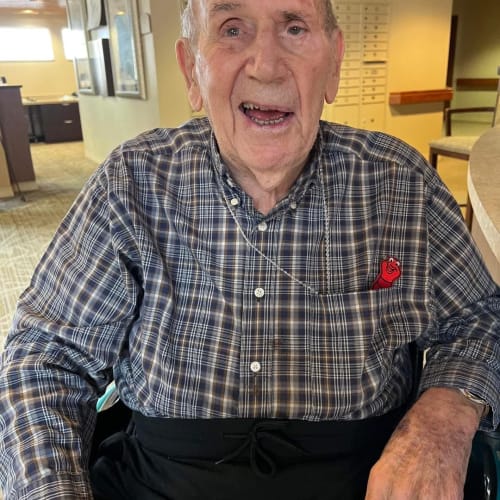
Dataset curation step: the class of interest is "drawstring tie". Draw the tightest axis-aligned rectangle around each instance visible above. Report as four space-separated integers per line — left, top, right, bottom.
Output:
215 420 309 478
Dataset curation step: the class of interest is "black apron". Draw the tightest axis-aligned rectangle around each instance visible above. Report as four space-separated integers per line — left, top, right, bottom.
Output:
90 407 405 500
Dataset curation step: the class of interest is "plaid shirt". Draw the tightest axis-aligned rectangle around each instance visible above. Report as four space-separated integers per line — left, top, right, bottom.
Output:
1 118 499 498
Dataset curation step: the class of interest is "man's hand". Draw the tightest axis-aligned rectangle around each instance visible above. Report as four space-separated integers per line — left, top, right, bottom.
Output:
365 387 484 499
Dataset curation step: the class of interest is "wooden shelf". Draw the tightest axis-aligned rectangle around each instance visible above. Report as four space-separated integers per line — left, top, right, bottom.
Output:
456 78 499 91
389 88 453 105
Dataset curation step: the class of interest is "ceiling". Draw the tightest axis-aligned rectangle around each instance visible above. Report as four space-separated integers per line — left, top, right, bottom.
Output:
0 0 66 15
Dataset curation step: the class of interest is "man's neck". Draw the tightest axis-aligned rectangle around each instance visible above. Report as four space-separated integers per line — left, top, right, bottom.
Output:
229 166 302 215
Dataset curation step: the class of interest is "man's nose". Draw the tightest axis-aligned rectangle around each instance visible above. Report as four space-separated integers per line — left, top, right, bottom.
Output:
245 30 288 82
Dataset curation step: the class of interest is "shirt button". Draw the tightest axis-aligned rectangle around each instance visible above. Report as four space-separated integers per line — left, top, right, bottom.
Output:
230 197 240 207
250 361 261 373
290 201 298 210
257 222 268 232
254 287 265 299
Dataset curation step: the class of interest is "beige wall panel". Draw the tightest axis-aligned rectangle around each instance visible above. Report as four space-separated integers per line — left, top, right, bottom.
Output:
385 0 453 155
81 0 192 163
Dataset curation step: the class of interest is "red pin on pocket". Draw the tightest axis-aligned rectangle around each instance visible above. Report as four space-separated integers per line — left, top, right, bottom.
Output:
372 257 401 290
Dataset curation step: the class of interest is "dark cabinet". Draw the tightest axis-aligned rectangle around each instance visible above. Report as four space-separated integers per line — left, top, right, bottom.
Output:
0 85 36 187
39 102 83 143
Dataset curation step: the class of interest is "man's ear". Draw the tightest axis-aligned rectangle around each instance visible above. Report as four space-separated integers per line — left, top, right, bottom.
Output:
324 31 345 104
176 38 203 112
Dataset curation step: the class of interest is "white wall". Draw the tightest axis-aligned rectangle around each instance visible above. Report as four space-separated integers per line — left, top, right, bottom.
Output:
451 0 500 114
80 0 192 163
150 0 193 130
78 14 163 163
385 0 453 155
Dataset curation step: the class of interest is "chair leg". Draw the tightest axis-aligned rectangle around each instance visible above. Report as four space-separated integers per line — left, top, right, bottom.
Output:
429 150 438 169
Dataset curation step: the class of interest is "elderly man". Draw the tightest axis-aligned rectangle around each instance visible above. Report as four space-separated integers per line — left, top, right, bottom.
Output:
0 0 498 499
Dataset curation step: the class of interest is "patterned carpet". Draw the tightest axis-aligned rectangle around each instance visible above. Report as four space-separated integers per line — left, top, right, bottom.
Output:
0 141 98 348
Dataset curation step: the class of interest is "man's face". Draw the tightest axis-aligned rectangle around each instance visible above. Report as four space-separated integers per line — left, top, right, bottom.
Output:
177 0 344 177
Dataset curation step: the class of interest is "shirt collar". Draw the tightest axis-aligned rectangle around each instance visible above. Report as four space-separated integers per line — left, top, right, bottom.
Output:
208 124 324 213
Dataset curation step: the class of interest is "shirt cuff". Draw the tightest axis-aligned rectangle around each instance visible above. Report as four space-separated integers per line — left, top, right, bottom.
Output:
419 356 499 431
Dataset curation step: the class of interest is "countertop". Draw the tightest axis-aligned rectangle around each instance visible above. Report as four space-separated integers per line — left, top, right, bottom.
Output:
22 95 79 106
468 126 500 272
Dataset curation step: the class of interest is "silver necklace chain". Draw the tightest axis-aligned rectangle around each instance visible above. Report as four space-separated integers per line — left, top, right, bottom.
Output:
318 162 332 291
216 162 331 296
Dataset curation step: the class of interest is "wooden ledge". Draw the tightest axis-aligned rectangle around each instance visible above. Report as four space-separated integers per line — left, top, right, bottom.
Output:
456 78 499 91
389 88 453 105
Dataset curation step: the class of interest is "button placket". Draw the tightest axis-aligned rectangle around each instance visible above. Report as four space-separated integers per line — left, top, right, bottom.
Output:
236 203 281 415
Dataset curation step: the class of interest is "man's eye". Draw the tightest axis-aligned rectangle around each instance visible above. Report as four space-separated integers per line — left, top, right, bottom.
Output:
288 25 306 36
225 26 240 37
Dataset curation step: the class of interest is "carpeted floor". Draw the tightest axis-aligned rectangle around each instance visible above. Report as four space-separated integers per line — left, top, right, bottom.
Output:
0 141 98 347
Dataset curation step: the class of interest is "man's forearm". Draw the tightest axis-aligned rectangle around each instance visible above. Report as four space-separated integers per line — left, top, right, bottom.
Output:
365 387 482 499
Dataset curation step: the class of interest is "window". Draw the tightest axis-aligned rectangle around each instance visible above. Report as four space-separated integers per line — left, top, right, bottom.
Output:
0 27 54 62
61 27 86 61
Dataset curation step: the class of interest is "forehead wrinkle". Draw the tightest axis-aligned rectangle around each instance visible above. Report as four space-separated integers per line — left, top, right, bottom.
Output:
203 3 319 28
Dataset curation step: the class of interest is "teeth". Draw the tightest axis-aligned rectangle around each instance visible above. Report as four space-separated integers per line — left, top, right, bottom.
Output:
242 103 278 111
243 103 261 110
249 116 286 126
241 102 290 126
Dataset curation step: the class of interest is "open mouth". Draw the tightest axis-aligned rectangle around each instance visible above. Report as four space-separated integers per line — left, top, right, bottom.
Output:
240 102 293 126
